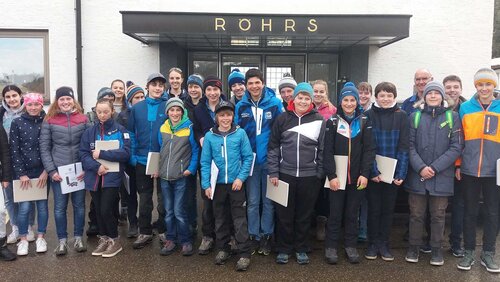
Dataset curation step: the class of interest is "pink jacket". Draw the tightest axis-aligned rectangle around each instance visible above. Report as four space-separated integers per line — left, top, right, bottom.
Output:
316 102 337 120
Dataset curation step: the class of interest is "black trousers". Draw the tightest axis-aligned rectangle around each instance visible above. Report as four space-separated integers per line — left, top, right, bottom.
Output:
125 165 138 226
366 181 398 246
314 176 330 217
275 174 321 254
213 184 250 258
135 164 166 235
90 184 120 239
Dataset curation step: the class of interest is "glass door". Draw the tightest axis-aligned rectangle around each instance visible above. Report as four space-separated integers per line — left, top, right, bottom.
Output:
265 55 305 100
221 54 261 95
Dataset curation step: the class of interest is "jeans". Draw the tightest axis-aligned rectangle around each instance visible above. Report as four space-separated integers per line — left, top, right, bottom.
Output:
3 183 18 226
462 175 499 252
135 164 166 235
366 181 398 246
126 165 138 226
18 199 49 236
408 193 448 248
90 185 119 239
246 164 274 240
161 178 191 244
449 178 464 249
52 180 86 240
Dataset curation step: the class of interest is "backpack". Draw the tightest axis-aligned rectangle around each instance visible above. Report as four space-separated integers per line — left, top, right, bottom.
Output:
413 109 453 137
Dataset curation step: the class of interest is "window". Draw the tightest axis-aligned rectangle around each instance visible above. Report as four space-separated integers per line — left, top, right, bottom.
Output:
0 30 50 103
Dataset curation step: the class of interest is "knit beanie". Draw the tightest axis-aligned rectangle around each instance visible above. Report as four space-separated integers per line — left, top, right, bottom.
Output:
97 87 115 100
126 81 144 103
474 68 498 88
203 76 223 92
339 82 359 103
423 81 445 99
228 69 245 88
278 73 297 92
187 74 204 89
23 93 43 106
293 82 314 99
165 97 185 114
55 86 75 100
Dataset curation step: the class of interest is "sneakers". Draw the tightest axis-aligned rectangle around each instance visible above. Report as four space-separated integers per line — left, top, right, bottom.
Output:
133 234 153 249
159 240 176 256
345 247 360 264
276 253 289 264
27 226 35 242
127 225 139 238
7 226 19 244
236 257 251 271
379 243 394 261
480 251 500 273
215 250 231 265
92 236 110 256
198 236 214 255
316 216 327 241
420 244 432 254
36 237 47 253
102 239 122 258
73 237 87 252
430 248 444 266
258 235 271 256
451 246 465 258
54 240 68 256
457 250 475 271
325 248 338 265
181 243 194 256
16 240 29 256
405 245 419 263
296 252 310 265
249 236 259 255
365 244 378 260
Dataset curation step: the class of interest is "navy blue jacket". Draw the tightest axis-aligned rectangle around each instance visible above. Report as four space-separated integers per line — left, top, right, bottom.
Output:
192 95 228 146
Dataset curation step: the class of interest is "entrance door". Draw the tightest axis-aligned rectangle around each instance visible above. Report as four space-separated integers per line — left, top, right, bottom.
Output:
221 54 261 95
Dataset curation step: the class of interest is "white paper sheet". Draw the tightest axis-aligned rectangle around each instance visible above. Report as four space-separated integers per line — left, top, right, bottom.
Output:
266 176 289 207
376 155 398 184
13 178 48 203
210 161 219 200
123 172 130 195
324 155 348 190
58 162 85 194
95 140 120 172
249 153 256 177
145 152 160 175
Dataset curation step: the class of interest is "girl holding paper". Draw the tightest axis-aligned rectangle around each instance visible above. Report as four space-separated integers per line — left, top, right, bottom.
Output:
40 86 89 256
9 93 49 255
323 83 376 265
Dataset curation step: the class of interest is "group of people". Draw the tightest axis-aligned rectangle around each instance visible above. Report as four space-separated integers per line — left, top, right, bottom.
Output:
0 65 499 274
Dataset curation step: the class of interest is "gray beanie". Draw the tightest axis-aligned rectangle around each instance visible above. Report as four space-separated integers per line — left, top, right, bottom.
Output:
165 97 185 114
423 81 445 99
97 87 115 100
278 73 297 92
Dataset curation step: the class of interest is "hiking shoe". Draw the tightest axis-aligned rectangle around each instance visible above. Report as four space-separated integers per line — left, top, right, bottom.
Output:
133 234 153 249
27 226 36 242
215 250 231 265
159 240 176 256
365 244 378 260
258 235 271 256
405 246 419 263
86 224 99 237
430 248 444 266
127 225 139 238
420 244 432 254
16 240 29 256
92 236 110 256
480 251 500 273
276 253 289 264
181 243 194 256
451 246 465 258
236 257 251 271
73 237 87 253
457 250 475 271
36 237 47 253
54 240 68 256
296 252 310 265
325 248 338 265
198 236 214 255
102 239 122 258
345 247 360 264
7 226 19 244
379 243 394 261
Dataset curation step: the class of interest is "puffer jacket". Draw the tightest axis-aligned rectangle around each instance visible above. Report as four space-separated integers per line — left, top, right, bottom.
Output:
267 107 325 179
1 100 25 139
200 125 253 189
40 111 89 177
0 126 12 182
80 118 130 190
9 111 46 179
235 86 284 165
406 105 463 196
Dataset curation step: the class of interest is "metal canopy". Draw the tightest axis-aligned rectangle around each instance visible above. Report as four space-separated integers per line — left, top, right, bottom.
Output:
121 12 411 52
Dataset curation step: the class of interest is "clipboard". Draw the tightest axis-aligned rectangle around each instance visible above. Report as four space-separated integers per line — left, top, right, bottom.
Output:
13 178 48 202
95 140 120 172
324 155 348 190
266 176 289 207
376 155 398 184
145 152 160 175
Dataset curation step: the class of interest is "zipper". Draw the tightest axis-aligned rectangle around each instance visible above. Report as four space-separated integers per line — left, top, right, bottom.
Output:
67 113 74 164
166 132 173 178
100 123 105 189
347 118 352 185
223 136 228 183
296 116 301 177
477 103 490 177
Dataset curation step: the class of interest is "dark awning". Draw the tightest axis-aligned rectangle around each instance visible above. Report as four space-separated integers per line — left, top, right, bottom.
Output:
120 12 411 52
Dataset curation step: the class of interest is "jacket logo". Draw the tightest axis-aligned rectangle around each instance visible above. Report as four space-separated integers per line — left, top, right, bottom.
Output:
241 113 251 118
90 142 95 150
265 111 272 119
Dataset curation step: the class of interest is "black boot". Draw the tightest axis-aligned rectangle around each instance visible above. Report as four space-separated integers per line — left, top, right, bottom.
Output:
0 237 16 261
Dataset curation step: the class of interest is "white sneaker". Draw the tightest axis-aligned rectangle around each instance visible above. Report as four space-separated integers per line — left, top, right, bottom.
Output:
36 237 47 253
27 226 36 242
7 226 19 244
17 240 29 256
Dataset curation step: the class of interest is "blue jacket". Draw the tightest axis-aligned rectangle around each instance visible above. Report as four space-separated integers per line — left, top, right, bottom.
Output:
401 93 419 116
200 125 253 189
127 97 167 166
235 87 284 165
80 118 130 190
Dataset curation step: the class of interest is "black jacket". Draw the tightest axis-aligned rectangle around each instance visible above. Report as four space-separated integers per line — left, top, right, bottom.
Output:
192 94 228 146
0 126 12 182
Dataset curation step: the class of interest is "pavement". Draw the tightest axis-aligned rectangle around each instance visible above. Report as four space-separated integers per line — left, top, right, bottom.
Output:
2 192 500 282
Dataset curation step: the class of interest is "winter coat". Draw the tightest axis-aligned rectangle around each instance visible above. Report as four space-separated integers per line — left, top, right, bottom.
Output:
116 107 130 128
200 125 253 189
192 95 228 146
234 87 284 165
0 100 25 139
183 96 199 124
9 111 46 179
401 93 420 116
0 126 12 182
80 118 130 190
316 102 337 120
40 111 89 177
406 105 463 196
267 108 325 179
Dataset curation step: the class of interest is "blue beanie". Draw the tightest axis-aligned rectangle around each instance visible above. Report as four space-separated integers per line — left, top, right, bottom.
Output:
187 74 204 89
228 69 245 88
293 82 314 99
339 82 359 103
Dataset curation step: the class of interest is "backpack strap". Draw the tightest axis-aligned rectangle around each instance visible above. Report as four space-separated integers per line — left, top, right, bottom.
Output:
413 111 422 128
439 110 453 130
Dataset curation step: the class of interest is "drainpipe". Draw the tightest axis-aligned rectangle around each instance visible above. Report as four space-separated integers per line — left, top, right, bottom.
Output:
75 0 83 106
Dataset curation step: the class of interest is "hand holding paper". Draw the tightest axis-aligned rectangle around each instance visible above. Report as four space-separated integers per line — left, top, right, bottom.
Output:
19 176 31 189
38 171 48 188
269 177 279 187
205 188 212 199
329 178 340 191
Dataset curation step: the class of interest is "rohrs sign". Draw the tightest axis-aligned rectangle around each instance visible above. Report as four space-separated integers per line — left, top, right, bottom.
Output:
214 17 318 33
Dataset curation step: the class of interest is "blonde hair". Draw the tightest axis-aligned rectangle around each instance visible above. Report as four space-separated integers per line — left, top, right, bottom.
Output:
311 80 330 102
45 97 83 120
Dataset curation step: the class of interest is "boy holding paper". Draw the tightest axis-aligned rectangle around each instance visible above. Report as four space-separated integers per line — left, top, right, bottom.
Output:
200 101 253 271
